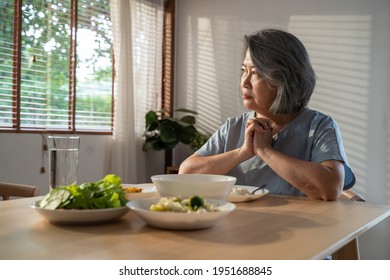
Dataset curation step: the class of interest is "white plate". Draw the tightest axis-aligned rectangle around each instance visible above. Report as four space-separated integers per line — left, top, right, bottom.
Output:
30 201 129 225
122 183 156 193
228 185 269 203
122 183 159 200
127 198 236 230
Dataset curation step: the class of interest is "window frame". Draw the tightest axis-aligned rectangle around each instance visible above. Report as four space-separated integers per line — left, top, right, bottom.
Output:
1 0 114 135
1 0 174 135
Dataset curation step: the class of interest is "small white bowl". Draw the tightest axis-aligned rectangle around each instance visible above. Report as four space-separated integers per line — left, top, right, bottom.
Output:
151 174 237 200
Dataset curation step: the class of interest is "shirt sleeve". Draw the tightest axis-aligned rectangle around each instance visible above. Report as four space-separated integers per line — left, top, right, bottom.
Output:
311 116 356 190
196 120 229 156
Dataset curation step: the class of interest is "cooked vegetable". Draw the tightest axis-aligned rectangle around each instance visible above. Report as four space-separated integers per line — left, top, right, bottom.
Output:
39 174 127 210
189 196 205 210
149 196 217 213
123 186 143 193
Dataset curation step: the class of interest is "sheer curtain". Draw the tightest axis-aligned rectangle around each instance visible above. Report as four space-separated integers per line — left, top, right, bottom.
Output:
110 0 164 183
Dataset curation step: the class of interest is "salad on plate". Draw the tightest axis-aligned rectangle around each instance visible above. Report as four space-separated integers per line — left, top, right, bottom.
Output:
38 174 128 210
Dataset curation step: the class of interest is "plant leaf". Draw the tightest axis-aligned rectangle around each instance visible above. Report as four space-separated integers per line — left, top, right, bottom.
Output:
180 115 196 125
178 126 197 144
160 121 179 143
143 138 162 151
155 139 175 150
145 120 159 132
143 108 205 151
145 111 158 129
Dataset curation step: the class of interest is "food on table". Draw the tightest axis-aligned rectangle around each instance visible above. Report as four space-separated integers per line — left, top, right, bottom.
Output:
149 196 219 213
39 174 127 210
123 186 143 193
230 186 251 195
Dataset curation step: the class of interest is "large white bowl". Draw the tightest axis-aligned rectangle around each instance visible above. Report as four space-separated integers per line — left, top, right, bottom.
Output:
151 174 237 200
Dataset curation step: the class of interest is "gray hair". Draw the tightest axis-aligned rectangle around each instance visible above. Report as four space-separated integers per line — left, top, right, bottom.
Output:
243 29 316 114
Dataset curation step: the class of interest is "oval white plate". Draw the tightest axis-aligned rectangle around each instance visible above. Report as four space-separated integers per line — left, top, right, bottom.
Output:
122 183 159 200
228 185 269 203
30 201 129 225
127 198 236 230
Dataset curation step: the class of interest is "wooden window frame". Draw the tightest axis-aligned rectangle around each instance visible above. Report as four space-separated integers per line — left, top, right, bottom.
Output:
2 0 174 136
2 0 114 135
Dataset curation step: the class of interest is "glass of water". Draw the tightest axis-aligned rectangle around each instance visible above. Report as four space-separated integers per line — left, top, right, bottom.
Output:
48 136 80 189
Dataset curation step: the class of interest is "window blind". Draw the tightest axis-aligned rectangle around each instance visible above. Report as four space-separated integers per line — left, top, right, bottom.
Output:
75 0 113 131
0 1 17 128
0 0 113 133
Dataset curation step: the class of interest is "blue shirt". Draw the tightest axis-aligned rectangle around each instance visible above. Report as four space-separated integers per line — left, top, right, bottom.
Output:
196 108 355 196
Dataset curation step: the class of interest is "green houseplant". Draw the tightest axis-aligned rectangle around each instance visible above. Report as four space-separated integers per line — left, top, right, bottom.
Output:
142 108 209 152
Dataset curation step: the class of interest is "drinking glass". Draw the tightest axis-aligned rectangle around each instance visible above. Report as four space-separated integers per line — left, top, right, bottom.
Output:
48 136 80 189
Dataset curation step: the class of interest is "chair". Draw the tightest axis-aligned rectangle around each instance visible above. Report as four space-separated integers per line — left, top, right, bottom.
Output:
332 189 366 260
0 182 39 201
338 189 366 202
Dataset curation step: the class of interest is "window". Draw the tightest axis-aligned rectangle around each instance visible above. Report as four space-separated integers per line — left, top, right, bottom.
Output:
0 0 113 133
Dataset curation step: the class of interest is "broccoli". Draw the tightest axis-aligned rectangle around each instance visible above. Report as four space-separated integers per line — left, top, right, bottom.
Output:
189 196 205 210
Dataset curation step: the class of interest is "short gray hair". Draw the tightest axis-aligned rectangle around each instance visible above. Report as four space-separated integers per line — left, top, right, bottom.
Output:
244 29 316 114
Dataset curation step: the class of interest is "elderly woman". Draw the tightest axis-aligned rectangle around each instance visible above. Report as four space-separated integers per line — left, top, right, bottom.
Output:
179 28 355 201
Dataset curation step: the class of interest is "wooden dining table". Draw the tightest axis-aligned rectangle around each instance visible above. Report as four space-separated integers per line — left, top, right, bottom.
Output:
1 193 389 260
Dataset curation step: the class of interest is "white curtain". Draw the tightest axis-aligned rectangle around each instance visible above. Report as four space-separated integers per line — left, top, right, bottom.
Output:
110 0 164 183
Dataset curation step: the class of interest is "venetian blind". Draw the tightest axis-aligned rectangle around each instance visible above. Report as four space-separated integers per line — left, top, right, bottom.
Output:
0 1 18 128
0 0 113 133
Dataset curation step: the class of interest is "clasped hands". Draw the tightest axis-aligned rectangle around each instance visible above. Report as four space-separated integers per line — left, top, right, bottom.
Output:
241 117 275 159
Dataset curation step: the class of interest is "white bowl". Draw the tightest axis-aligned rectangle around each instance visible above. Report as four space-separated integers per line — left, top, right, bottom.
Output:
127 198 236 230
151 174 237 200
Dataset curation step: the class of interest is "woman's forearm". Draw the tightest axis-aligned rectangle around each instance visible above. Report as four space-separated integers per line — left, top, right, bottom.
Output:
257 146 344 200
179 149 249 175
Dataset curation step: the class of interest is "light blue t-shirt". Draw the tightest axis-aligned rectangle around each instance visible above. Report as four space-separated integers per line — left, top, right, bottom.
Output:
196 108 355 196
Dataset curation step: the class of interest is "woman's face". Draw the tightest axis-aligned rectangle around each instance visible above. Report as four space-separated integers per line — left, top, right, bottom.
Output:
240 49 277 114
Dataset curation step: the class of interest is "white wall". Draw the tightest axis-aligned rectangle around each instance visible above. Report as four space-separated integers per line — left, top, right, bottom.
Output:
174 0 390 259
0 134 114 196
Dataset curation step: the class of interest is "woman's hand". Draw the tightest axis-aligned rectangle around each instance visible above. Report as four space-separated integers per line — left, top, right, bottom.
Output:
179 118 270 175
238 119 256 159
248 118 274 155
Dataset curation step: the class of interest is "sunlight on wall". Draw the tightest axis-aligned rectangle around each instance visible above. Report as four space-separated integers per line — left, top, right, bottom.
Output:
288 15 371 196
185 16 221 132
184 16 242 134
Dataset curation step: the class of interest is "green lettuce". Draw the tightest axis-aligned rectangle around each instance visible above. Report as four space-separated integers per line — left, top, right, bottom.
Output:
39 174 127 210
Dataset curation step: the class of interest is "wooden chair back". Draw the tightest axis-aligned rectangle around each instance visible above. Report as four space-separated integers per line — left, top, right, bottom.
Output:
338 189 366 202
332 189 366 260
0 182 39 201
